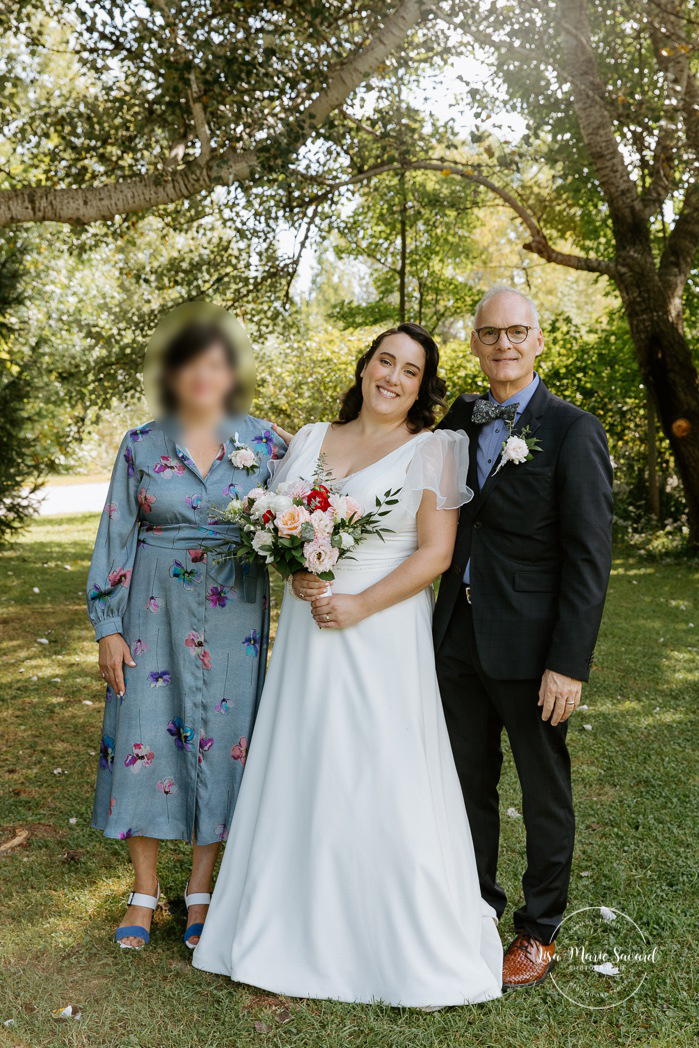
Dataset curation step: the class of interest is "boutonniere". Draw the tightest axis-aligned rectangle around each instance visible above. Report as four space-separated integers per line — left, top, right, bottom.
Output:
494 425 543 475
229 433 259 475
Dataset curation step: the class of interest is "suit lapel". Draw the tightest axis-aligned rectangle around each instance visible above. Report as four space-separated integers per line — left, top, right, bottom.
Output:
463 397 484 495
467 378 551 513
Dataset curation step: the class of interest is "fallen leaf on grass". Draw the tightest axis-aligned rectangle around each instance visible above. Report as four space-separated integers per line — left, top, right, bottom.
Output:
0 829 30 853
274 1007 292 1024
254 1021 270 1033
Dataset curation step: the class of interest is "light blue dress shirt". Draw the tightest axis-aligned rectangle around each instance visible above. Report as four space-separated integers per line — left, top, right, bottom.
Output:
464 372 540 584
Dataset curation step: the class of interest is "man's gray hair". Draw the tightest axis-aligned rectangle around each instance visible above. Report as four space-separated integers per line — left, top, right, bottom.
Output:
473 285 540 329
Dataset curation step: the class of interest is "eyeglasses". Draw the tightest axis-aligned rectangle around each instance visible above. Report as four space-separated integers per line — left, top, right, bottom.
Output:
475 325 535 345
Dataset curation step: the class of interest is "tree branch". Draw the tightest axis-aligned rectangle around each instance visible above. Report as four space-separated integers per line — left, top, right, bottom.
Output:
658 180 699 310
643 0 692 217
297 158 616 276
557 0 645 221
0 0 427 227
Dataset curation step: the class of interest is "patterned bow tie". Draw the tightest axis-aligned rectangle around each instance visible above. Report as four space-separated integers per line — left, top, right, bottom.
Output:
471 399 519 426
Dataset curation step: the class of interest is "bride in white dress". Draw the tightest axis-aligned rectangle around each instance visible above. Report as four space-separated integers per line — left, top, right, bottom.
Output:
193 323 502 1007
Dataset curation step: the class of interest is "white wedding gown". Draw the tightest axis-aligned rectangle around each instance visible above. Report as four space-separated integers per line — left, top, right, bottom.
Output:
193 422 502 1007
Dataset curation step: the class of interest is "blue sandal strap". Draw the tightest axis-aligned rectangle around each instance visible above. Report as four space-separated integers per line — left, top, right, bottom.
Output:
115 925 151 944
184 922 205 943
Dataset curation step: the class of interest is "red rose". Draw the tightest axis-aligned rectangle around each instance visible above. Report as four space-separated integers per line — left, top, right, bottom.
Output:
262 510 275 525
307 485 331 512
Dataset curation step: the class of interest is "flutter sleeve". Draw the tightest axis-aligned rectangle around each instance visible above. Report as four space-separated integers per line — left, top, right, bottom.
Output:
401 429 473 517
268 422 322 490
86 432 140 641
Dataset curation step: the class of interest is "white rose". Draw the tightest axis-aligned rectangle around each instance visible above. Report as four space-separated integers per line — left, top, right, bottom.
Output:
328 493 349 521
338 531 356 550
269 493 294 514
309 508 334 535
252 530 275 553
503 435 529 464
250 493 274 518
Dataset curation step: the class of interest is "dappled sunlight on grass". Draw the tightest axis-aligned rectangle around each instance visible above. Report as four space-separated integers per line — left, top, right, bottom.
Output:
1 518 698 1046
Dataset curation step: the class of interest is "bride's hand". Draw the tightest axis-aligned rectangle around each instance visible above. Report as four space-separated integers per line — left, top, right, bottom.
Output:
291 571 328 602
311 593 366 630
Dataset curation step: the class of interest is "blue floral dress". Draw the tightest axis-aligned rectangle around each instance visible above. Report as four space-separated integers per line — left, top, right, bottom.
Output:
87 415 286 845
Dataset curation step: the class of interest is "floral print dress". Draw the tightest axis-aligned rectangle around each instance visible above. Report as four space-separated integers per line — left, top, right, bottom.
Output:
87 415 285 845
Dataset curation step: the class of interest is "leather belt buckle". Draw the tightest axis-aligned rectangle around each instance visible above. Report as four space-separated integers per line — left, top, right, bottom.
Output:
464 585 472 605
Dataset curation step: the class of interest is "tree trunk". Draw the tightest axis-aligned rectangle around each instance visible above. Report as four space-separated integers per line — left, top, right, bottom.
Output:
398 173 407 323
616 260 699 547
645 389 661 524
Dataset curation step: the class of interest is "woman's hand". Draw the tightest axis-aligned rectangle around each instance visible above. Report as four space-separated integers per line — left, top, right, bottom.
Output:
98 633 136 698
291 571 328 602
311 592 366 631
272 422 295 445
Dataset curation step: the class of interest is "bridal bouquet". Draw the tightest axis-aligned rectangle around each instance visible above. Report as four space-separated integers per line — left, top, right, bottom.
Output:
214 462 400 582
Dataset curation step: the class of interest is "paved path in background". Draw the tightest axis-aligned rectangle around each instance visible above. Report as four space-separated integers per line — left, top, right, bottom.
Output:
37 481 109 516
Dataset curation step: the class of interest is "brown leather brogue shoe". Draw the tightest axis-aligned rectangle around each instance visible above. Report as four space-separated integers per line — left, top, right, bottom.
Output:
502 933 556 990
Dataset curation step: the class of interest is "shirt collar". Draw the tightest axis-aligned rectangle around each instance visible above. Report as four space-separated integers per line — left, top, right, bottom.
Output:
488 371 540 416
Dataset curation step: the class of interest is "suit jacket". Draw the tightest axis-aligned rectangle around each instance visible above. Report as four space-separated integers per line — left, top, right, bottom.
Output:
433 379 613 682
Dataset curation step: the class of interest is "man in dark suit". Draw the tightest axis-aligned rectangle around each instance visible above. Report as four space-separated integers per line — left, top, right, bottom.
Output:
434 286 613 989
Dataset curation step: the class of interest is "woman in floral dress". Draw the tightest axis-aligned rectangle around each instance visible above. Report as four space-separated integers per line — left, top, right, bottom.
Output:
87 319 285 948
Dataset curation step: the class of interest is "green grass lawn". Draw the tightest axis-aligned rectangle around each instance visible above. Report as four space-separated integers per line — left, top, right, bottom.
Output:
1 515 697 1047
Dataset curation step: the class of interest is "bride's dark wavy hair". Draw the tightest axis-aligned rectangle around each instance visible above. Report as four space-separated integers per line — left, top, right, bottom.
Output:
335 322 447 433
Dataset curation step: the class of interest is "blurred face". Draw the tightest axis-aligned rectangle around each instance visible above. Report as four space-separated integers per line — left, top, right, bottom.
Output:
168 342 236 415
471 292 543 394
360 332 425 422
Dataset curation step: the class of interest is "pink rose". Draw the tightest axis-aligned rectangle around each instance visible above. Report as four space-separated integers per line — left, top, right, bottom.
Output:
344 496 362 521
282 479 312 501
303 536 340 575
230 447 257 470
275 504 311 537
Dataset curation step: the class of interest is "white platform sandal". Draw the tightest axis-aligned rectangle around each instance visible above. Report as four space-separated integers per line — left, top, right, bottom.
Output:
114 882 160 949
183 880 211 949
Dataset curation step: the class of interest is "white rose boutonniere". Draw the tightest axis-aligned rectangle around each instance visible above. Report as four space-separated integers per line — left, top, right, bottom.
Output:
494 425 543 475
229 432 259 475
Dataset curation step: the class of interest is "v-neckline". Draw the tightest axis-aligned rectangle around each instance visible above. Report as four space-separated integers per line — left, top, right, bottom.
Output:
177 442 226 483
316 422 428 483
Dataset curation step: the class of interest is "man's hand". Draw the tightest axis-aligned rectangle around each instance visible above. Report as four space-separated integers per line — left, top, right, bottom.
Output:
272 422 295 445
98 633 136 698
538 669 582 726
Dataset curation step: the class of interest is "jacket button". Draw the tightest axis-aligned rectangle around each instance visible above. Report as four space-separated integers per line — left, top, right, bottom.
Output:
474 521 482 530
453 564 464 575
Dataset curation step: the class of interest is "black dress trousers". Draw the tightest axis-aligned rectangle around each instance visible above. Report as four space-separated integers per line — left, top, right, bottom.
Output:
437 589 575 944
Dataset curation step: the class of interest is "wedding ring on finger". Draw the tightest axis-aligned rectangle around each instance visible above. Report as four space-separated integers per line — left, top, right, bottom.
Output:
566 699 575 706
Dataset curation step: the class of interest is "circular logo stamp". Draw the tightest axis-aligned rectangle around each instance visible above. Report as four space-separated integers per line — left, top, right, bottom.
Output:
550 906 658 1009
